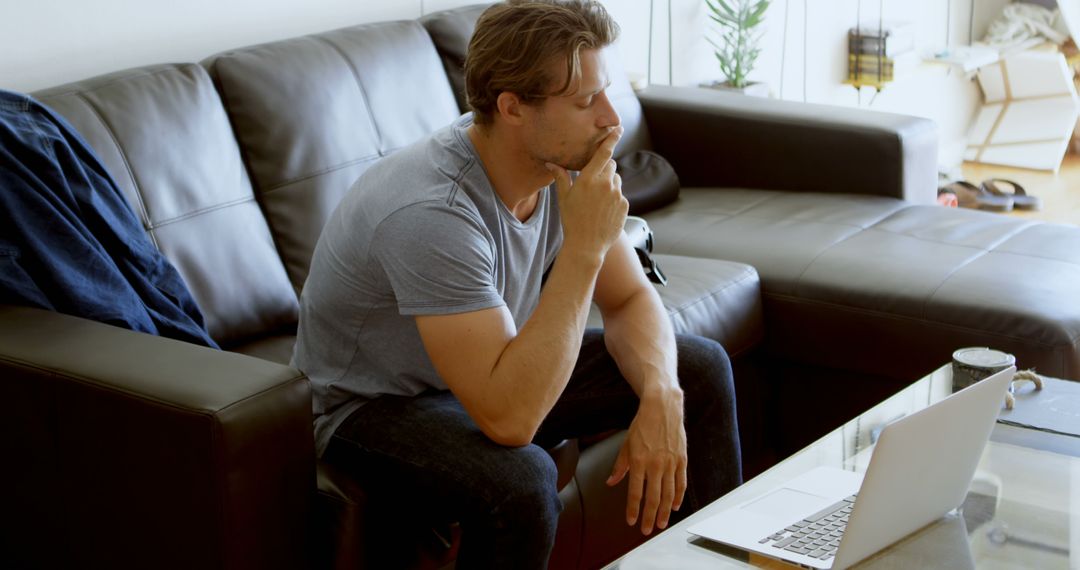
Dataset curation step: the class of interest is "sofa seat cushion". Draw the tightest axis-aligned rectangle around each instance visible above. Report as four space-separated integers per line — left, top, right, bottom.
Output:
646 187 1080 379
229 333 297 366
587 255 763 358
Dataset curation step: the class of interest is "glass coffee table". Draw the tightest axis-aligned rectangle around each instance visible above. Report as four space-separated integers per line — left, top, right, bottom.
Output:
606 364 1080 569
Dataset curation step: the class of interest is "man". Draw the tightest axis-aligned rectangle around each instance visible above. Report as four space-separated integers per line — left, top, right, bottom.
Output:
292 1 741 566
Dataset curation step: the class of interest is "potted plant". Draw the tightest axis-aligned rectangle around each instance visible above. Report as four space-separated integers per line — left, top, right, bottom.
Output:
704 0 771 97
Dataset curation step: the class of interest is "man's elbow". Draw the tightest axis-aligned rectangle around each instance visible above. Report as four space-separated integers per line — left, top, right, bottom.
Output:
479 416 538 448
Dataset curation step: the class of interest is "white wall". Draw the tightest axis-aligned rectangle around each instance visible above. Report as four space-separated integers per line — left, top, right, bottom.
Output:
0 0 483 93
606 0 1012 169
2 0 1013 168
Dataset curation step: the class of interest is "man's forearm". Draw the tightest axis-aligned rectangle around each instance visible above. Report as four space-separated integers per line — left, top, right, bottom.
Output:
601 285 689 535
485 247 604 444
603 287 681 402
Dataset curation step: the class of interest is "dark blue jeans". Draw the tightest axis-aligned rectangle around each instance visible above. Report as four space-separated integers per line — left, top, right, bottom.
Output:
323 330 742 569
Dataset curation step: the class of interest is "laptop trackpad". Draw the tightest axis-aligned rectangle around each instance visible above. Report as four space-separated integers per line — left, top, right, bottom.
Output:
741 487 833 519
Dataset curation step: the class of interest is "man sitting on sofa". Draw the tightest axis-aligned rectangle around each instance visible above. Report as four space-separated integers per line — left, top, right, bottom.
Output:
292 0 742 566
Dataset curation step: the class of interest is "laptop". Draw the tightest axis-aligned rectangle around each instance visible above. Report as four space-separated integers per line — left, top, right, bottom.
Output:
688 366 1014 569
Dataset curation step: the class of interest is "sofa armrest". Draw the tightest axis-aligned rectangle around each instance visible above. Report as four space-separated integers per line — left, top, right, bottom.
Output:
637 85 939 203
0 306 314 570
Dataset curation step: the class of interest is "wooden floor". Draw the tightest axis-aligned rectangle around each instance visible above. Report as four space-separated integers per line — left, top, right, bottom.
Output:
961 152 1080 226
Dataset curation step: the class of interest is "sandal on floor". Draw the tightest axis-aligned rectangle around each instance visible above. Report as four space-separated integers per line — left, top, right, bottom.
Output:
982 178 1041 211
936 187 958 207
939 180 1013 212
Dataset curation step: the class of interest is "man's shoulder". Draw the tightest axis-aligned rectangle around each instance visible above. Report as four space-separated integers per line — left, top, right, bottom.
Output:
373 197 490 250
352 171 484 233
355 123 480 206
367 116 475 178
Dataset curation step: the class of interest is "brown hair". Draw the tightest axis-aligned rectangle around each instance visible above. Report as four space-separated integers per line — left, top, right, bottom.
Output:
465 0 620 126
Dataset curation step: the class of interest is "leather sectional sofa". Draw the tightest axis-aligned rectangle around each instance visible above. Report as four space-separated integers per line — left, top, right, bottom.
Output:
4 3 1080 569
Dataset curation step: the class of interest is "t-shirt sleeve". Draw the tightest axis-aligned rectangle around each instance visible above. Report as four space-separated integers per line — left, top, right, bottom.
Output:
372 201 505 316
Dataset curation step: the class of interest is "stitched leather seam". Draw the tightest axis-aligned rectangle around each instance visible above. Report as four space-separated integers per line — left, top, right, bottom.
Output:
787 226 865 292
74 92 159 250
863 218 1040 250
673 211 872 230
146 195 256 230
669 266 758 314
669 216 1046 259
216 373 310 414
787 205 1006 301
978 246 1080 266
670 196 902 230
261 152 386 194
668 190 894 227
723 189 785 216
312 35 385 153
846 212 1038 320
919 222 1042 318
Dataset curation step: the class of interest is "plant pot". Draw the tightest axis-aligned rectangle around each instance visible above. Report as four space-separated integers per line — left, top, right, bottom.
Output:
701 80 771 98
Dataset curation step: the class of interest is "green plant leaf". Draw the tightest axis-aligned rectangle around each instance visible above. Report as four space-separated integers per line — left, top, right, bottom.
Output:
708 15 738 29
706 0 766 88
712 0 738 18
750 1 770 21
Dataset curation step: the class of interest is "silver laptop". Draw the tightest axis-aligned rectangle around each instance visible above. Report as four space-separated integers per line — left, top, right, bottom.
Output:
688 366 1014 569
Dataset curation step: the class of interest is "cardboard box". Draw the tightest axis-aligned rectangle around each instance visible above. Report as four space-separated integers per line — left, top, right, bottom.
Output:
965 51 1080 172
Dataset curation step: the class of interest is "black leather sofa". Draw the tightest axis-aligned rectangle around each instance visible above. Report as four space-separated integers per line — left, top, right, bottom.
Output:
4 3 1080 570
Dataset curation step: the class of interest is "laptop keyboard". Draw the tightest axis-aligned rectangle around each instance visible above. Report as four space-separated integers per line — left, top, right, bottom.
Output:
757 494 858 561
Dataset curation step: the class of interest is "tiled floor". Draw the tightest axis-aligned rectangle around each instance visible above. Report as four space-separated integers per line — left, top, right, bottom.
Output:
961 152 1080 226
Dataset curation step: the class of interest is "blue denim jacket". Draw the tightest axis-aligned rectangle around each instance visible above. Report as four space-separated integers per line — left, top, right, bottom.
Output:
0 89 218 348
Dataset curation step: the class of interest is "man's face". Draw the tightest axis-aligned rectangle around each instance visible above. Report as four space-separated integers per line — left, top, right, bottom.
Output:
522 48 621 172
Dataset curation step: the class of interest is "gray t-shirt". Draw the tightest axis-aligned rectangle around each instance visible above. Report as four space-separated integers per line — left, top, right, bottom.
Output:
293 114 563 456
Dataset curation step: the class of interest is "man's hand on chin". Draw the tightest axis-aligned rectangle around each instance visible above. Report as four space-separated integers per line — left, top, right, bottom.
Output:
605 383 687 535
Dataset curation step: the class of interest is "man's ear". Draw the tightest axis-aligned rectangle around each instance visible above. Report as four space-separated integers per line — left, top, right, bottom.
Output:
495 91 527 126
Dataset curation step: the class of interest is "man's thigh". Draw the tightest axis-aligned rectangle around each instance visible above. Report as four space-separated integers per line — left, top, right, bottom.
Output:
533 329 639 446
534 329 737 444
324 390 559 518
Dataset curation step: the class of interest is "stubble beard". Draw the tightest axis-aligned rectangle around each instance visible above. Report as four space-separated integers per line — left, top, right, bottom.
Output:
558 134 608 172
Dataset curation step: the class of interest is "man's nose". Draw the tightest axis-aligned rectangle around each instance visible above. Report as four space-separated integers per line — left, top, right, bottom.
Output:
596 91 620 129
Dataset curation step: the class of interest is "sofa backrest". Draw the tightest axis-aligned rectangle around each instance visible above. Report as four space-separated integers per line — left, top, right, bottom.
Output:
420 3 653 160
204 20 462 295
32 65 299 346
24 6 653 347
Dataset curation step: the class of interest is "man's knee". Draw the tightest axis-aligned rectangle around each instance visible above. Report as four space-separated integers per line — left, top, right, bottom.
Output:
675 334 736 411
486 444 563 531
674 335 744 501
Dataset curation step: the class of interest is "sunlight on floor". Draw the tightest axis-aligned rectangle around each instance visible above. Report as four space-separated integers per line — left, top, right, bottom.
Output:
962 152 1080 226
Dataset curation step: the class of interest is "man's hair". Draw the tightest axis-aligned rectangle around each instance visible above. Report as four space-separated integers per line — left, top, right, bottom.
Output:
465 0 620 126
